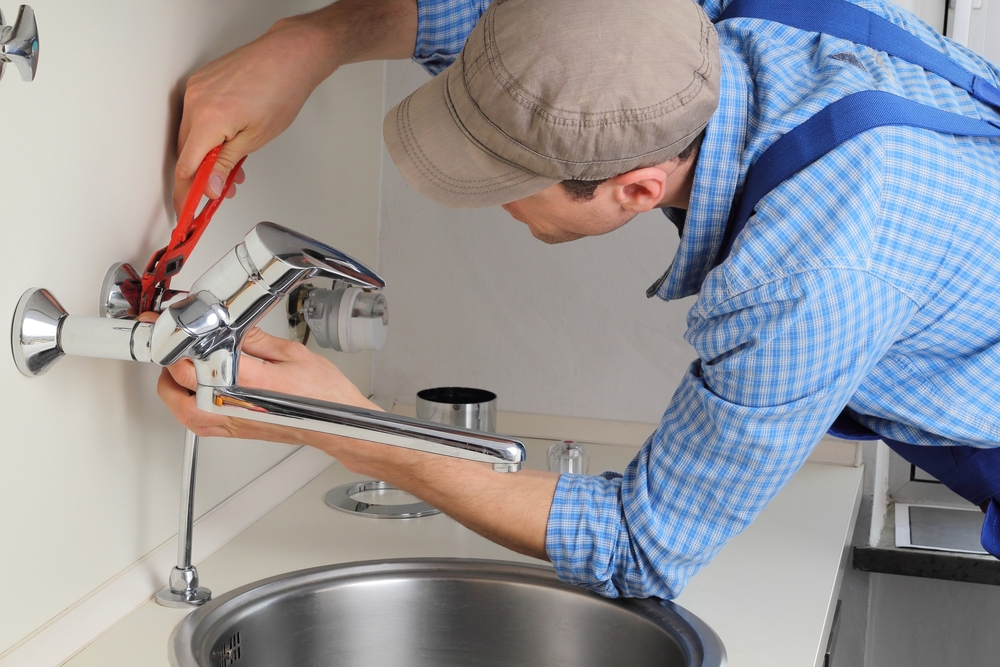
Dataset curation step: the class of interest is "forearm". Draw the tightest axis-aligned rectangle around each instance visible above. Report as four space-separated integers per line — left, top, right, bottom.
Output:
281 0 418 77
309 427 558 560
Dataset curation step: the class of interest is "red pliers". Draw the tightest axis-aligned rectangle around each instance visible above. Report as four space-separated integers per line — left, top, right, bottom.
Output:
136 146 247 313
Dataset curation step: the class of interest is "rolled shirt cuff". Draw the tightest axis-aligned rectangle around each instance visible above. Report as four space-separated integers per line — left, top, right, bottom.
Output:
545 472 628 598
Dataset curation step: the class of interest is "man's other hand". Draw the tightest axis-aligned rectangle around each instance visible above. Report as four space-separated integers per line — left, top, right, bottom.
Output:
152 322 374 442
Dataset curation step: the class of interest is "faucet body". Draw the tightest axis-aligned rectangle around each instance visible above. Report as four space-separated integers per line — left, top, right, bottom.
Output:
148 221 387 386
13 222 525 472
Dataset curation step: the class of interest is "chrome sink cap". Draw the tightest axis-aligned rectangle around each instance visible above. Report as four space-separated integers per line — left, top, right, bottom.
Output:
245 222 385 291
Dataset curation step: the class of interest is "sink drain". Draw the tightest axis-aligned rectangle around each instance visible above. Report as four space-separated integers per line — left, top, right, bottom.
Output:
212 631 241 666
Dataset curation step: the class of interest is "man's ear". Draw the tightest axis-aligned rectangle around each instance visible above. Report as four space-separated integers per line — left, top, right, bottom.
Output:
609 168 668 213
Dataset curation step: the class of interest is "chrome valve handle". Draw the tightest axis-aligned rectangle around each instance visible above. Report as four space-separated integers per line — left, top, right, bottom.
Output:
1 5 38 82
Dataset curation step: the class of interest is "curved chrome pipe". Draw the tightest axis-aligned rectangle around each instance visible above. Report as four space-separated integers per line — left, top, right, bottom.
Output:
200 386 525 472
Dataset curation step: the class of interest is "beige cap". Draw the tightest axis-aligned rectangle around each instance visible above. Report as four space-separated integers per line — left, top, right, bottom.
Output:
384 0 721 209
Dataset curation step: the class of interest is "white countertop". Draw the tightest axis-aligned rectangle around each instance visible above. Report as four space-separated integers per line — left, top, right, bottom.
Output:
63 427 862 667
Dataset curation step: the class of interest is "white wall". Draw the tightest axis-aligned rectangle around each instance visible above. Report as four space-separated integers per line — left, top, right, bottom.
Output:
374 60 698 424
892 0 946 31
0 0 382 654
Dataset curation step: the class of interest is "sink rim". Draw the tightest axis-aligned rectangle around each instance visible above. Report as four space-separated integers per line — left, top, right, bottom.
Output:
168 557 726 667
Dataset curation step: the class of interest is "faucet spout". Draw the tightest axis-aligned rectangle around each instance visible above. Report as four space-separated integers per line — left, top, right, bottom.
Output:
198 385 526 472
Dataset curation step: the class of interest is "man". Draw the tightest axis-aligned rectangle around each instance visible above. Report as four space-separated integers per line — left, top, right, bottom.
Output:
162 0 1000 599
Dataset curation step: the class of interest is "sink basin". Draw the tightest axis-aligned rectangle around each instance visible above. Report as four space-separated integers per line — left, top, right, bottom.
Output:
169 559 725 667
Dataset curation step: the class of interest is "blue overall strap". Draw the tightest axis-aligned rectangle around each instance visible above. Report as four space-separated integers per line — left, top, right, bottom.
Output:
883 438 1000 557
886 440 1000 505
986 501 1000 557
827 412 882 440
827 414 1000 557
718 0 1000 110
715 90 1000 265
713 94 1000 556
711 1 1000 558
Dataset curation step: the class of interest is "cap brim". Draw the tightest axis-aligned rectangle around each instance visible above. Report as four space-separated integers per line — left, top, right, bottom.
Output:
383 68 560 209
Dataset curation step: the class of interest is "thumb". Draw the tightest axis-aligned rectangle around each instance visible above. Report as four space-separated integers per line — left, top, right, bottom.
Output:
174 133 250 213
205 141 249 199
164 358 198 392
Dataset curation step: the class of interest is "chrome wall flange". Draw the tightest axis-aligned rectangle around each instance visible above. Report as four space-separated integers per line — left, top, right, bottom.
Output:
12 263 144 380
12 288 66 376
100 262 141 319
0 5 40 83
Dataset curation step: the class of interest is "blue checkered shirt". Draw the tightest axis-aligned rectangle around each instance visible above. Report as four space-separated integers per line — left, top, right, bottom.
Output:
413 0 1000 598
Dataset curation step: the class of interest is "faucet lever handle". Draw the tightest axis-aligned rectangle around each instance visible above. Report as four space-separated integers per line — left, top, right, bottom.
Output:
244 222 386 294
1 5 38 82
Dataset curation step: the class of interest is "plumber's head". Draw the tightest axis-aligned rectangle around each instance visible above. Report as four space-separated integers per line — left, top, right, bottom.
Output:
383 0 719 242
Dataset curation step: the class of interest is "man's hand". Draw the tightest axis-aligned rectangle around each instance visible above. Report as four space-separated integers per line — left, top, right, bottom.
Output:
151 320 558 562
156 325 374 442
154 324 412 482
173 0 419 215
173 19 328 212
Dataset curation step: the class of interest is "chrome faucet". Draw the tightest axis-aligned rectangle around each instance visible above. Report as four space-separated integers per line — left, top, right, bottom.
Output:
13 222 526 473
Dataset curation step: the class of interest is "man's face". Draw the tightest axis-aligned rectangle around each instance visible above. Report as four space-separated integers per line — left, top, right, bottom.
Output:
501 183 638 244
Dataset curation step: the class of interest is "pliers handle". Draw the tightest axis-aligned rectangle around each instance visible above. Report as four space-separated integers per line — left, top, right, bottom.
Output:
136 146 246 313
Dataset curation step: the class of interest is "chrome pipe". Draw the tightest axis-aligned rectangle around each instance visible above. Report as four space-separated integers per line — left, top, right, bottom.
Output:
200 386 525 472
176 429 199 570
155 430 211 608
59 317 152 362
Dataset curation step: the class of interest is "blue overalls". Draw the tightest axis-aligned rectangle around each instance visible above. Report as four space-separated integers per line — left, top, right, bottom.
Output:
714 0 1000 556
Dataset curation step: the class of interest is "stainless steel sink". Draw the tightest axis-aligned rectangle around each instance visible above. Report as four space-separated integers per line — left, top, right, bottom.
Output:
169 559 725 667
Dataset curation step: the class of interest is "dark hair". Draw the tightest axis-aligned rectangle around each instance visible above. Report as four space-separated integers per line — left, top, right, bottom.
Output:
560 131 705 202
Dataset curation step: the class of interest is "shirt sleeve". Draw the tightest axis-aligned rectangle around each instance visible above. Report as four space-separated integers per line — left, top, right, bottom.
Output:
545 268 916 598
413 0 494 75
